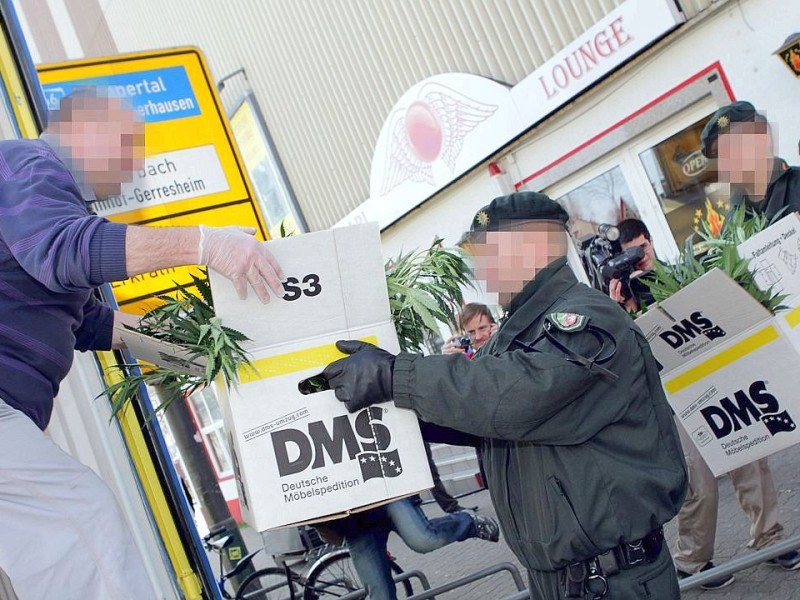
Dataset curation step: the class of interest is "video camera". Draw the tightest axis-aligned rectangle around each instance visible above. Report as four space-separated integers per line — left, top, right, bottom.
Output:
579 224 645 298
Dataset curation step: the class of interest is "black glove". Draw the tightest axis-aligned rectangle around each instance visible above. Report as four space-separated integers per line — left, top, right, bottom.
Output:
322 340 396 413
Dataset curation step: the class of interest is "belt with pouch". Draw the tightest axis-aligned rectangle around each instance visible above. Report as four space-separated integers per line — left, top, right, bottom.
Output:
562 527 664 599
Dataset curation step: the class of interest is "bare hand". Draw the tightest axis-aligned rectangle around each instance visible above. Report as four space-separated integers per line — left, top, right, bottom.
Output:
442 337 466 355
608 278 625 303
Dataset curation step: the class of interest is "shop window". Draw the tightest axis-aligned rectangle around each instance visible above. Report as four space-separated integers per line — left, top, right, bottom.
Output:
638 113 729 248
554 165 642 244
205 428 233 476
187 387 216 428
187 387 233 477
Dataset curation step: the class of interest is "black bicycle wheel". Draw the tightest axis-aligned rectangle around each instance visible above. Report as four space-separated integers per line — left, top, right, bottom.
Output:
236 567 299 600
303 549 359 600
303 549 414 599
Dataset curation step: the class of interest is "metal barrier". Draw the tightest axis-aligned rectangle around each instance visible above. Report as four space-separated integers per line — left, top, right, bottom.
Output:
335 569 430 600
679 533 800 592
404 562 526 600
335 562 526 600
332 534 800 598
500 533 800 597
405 562 526 600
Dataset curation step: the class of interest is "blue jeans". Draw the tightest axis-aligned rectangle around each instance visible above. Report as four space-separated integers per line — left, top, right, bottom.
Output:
342 498 476 600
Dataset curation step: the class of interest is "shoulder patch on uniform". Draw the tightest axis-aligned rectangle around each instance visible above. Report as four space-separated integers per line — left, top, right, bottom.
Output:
546 312 589 332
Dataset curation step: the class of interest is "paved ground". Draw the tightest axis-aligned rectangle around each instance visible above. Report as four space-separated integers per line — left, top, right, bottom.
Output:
238 441 800 599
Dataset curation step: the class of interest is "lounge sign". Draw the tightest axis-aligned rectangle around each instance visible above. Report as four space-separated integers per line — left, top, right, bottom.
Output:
339 0 684 231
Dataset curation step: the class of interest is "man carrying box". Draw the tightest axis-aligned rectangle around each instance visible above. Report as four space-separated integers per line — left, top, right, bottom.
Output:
687 101 800 577
701 100 800 221
607 217 800 586
321 192 688 600
0 89 286 600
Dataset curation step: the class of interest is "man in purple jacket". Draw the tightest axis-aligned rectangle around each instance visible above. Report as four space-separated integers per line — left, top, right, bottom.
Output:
0 90 285 599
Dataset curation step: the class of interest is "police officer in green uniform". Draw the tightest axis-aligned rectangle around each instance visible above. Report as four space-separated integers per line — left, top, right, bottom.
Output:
701 100 800 221
320 192 688 599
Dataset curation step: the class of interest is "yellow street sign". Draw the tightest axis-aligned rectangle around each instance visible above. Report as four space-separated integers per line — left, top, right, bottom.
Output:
38 47 266 314
230 95 303 239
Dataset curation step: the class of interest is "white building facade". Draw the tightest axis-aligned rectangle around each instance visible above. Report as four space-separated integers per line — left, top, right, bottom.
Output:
4 0 799 597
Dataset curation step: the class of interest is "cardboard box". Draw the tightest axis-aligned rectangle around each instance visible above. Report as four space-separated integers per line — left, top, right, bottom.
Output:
634 268 769 374
117 327 208 377
636 268 800 475
210 223 432 531
737 211 800 351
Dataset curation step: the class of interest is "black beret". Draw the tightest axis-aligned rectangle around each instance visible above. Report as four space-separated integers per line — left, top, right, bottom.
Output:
700 101 767 158
469 192 569 235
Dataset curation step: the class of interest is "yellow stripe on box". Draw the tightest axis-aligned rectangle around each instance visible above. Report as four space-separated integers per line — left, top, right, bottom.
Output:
239 336 378 383
785 306 800 328
664 326 779 395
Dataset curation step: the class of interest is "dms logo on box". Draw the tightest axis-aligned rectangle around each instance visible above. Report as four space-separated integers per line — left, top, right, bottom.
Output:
660 311 726 349
271 407 403 481
701 380 796 440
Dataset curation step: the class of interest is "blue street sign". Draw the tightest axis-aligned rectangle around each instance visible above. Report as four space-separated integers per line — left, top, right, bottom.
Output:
41 65 201 123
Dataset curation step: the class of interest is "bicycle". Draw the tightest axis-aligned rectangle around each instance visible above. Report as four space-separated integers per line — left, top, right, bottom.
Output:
235 525 414 600
202 525 265 599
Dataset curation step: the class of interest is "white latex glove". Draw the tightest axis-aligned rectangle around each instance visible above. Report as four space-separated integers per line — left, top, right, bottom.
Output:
198 225 285 303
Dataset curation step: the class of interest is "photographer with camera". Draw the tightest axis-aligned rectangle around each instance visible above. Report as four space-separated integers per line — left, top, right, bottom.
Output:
434 303 497 511
606 219 656 314
442 302 498 357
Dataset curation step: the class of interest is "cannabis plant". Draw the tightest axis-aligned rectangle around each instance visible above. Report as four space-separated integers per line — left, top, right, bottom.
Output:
104 238 473 414
385 238 474 352
643 202 786 313
103 273 252 418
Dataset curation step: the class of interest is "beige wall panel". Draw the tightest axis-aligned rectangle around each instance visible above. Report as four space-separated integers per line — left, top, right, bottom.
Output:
96 1 634 230
17 0 67 63
64 0 117 57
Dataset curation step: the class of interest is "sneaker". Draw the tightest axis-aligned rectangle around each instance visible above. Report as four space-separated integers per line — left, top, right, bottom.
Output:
676 561 735 590
766 550 800 570
471 513 500 542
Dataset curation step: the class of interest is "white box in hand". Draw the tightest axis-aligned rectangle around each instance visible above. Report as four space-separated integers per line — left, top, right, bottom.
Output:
635 268 800 475
210 223 432 530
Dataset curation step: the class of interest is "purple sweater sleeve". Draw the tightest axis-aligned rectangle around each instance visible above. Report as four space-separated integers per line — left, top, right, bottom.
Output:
0 143 128 291
75 295 115 351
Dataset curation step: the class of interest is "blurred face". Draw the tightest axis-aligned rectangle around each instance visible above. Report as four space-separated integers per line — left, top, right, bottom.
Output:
467 221 568 305
714 122 773 190
621 234 655 272
463 313 496 350
55 97 145 198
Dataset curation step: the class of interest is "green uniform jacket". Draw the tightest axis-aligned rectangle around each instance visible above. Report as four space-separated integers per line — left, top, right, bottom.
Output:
393 260 687 573
732 158 800 221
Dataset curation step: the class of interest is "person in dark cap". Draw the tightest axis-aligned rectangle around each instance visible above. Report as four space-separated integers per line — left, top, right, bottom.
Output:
673 102 800 583
318 191 688 599
701 100 800 221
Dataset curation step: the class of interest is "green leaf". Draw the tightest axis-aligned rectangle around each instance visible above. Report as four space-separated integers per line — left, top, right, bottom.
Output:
385 240 473 352
642 202 785 313
103 236 473 416
99 281 254 420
